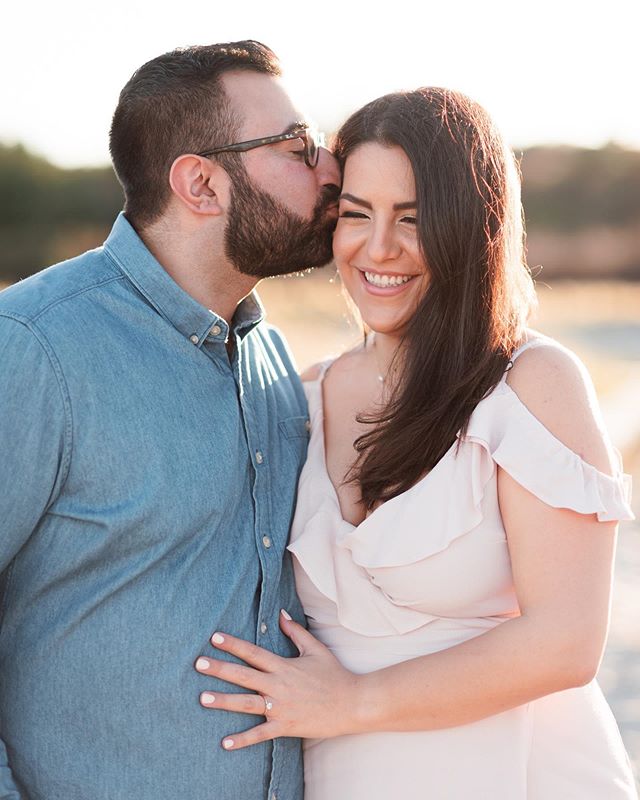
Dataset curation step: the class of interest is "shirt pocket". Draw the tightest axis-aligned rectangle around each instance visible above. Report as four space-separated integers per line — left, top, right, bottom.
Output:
278 415 311 466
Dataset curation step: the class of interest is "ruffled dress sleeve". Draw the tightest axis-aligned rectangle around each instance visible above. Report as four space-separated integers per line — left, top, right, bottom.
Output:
464 379 634 523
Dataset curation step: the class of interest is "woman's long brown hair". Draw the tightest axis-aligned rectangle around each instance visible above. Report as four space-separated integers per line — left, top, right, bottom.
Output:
333 88 536 511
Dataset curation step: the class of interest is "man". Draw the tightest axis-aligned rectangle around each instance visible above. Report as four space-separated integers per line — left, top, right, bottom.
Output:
0 41 340 799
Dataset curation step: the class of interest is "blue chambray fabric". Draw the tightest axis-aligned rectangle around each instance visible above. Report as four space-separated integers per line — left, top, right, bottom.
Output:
0 213 308 800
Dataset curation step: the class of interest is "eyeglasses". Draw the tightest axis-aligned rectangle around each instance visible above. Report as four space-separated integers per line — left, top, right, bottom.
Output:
197 124 324 168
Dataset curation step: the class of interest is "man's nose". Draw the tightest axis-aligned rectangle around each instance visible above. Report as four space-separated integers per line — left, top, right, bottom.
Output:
315 147 341 189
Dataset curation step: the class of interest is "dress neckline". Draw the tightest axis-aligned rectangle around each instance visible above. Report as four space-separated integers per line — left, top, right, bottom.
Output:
307 361 461 531
304 332 553 532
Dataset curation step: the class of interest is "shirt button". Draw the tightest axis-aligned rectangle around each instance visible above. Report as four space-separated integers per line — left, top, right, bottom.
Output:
262 536 272 549
305 419 311 432
189 334 199 344
211 324 222 337
255 451 264 464
260 622 268 635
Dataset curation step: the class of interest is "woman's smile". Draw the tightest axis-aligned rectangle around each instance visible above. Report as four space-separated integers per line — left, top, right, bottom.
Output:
358 267 418 294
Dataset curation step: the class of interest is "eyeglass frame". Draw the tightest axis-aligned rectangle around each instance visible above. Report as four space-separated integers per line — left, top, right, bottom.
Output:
196 124 325 168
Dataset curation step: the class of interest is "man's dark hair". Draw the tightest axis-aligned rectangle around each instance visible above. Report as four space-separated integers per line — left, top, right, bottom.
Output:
109 41 281 229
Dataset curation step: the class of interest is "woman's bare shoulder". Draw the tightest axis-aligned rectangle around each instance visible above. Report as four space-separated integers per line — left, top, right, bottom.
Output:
506 337 614 474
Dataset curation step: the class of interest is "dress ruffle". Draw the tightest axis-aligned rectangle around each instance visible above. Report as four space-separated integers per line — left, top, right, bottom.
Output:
288 369 634 638
464 382 634 523
343 437 495 569
288 379 432 635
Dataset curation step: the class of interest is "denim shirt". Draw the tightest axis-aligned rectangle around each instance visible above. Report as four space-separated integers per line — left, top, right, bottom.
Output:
0 214 308 800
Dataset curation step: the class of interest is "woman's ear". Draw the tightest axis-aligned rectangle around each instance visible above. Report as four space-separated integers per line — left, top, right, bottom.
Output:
169 155 229 216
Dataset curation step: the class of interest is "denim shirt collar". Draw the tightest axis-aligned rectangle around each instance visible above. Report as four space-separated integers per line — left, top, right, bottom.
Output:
104 213 264 345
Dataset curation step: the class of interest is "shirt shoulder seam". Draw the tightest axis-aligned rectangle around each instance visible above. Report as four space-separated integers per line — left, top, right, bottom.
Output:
29 273 126 323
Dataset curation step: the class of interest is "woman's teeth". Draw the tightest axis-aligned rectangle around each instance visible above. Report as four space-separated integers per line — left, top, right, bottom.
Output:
364 271 412 288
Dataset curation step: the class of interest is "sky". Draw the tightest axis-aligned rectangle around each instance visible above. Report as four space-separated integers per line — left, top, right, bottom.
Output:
2 0 639 168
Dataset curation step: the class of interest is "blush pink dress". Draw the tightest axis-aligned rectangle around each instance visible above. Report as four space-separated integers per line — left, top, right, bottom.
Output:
288 337 637 799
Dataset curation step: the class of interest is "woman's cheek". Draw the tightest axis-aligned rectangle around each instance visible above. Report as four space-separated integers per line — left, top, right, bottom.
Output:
333 226 361 269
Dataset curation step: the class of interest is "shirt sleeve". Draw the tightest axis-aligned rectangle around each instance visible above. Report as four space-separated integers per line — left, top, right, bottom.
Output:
0 314 70 796
0 314 71 573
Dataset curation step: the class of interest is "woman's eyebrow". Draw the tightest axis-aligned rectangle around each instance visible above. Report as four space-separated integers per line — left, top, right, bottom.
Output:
339 193 417 211
339 193 372 209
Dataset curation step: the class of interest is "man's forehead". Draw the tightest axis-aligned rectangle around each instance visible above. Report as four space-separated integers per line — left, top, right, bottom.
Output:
222 71 306 138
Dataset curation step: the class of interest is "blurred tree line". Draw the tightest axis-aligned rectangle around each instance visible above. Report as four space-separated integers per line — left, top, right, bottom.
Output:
0 144 123 283
1 141 639 283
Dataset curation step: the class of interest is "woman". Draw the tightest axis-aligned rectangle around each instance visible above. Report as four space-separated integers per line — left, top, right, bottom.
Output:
195 88 637 798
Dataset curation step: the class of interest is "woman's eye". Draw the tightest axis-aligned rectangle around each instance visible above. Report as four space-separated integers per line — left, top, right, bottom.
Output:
400 215 417 225
339 210 369 219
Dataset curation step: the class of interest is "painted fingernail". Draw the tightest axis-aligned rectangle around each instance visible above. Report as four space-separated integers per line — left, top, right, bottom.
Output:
195 657 210 671
222 738 234 749
201 692 216 705
280 609 292 621
211 633 225 645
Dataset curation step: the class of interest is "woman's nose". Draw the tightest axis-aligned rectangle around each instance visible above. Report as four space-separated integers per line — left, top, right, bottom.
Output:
366 223 402 263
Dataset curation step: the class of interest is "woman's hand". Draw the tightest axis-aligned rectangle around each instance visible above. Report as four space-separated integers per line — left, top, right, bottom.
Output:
194 610 361 750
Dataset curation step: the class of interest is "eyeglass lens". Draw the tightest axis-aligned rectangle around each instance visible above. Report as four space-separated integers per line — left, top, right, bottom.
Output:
306 129 319 167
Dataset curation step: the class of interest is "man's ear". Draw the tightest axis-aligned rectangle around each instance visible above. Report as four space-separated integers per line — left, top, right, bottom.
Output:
169 155 229 216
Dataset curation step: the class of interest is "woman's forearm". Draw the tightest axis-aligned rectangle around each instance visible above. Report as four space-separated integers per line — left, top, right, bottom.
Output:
194 596 607 749
349 612 600 734
343 466 615 736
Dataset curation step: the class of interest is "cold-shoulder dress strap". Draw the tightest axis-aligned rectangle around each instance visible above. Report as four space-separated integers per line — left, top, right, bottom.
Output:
500 332 554 383
301 357 336 385
512 338 550 361
317 358 335 382
301 357 337 423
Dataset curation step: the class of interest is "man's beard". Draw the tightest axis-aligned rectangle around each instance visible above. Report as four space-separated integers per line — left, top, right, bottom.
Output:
224 162 339 278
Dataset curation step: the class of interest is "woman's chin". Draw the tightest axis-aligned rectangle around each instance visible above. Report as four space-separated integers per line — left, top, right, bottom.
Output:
357 313 410 339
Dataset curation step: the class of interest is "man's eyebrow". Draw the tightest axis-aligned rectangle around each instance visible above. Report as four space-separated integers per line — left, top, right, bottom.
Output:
281 121 308 135
340 193 417 212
